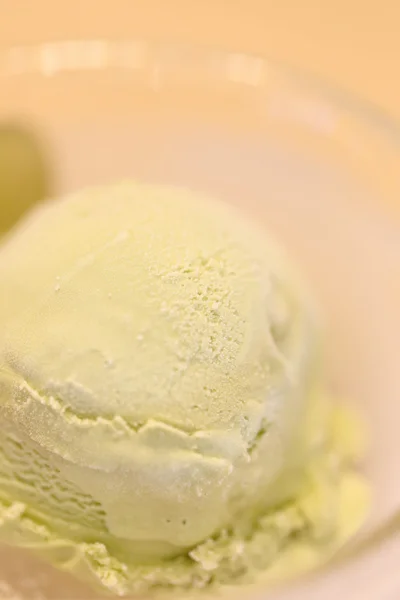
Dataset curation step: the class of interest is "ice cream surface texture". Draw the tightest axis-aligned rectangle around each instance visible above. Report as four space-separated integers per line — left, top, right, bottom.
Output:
0 182 367 596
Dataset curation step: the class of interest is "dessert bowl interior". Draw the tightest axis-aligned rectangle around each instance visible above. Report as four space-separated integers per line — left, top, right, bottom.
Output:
0 39 399 599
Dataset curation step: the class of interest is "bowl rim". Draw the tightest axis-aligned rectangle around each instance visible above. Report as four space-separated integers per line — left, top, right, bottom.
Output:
1 36 400 146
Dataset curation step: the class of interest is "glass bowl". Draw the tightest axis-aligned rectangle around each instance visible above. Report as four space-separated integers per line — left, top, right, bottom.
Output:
0 38 399 600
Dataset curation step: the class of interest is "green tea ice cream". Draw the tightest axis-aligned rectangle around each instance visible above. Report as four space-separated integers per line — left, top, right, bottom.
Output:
0 182 367 595
0 124 49 234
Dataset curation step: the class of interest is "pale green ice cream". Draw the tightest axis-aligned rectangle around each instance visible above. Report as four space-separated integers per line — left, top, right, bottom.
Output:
0 124 49 234
0 182 367 596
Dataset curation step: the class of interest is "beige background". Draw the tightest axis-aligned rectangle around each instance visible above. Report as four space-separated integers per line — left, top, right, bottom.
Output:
1 0 400 120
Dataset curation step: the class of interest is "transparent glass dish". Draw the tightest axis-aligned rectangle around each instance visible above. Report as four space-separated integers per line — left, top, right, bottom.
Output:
0 38 399 599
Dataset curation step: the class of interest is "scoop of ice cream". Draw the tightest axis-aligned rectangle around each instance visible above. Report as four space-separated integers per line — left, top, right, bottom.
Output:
0 182 366 595
0 124 49 234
